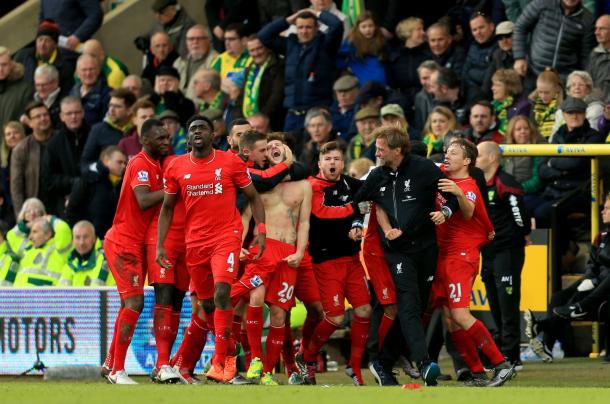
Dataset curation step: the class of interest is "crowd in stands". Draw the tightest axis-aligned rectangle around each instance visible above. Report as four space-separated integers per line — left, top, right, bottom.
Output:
0 0 608 294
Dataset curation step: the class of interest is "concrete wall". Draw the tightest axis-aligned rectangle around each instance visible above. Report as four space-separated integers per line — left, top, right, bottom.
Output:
0 0 39 53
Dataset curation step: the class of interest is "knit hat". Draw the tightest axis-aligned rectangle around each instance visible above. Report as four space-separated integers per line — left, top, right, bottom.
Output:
226 70 245 88
152 0 177 12
37 19 60 43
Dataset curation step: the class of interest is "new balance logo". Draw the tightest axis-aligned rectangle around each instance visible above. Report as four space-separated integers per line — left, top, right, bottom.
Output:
501 276 513 284
184 173 192 179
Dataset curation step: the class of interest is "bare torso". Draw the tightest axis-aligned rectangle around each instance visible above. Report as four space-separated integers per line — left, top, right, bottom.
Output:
258 180 308 245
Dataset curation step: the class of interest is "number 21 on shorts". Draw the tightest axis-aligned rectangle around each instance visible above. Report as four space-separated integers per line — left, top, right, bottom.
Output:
449 282 462 303
226 252 235 272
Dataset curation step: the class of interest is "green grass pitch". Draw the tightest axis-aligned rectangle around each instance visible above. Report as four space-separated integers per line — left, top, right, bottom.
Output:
2 358 610 404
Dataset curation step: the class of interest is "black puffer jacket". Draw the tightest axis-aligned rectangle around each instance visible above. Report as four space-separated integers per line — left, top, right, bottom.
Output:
585 230 610 285
513 0 595 76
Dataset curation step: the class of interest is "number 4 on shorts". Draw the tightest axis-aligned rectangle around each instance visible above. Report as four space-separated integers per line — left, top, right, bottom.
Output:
227 252 235 272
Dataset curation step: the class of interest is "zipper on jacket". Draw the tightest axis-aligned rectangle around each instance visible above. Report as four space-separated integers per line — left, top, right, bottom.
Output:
392 179 398 222
552 18 565 68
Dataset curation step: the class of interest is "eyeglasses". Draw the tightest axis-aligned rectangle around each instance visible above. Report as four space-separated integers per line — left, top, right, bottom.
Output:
496 34 512 40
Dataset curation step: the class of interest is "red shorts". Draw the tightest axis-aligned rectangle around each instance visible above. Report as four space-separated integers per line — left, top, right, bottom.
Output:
231 238 292 303
294 251 321 304
186 235 241 300
104 238 146 299
313 255 370 317
430 249 480 309
145 243 190 291
362 249 397 306
265 242 300 311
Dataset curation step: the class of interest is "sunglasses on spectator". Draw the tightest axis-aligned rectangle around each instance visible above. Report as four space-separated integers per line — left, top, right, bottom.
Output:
497 34 512 40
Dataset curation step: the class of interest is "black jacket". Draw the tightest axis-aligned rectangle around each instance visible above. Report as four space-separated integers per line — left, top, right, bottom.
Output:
431 43 466 75
584 230 610 285
308 175 363 264
481 168 531 252
81 120 126 171
149 91 195 127
355 153 456 253
463 37 498 88
42 123 90 217
13 47 76 92
67 160 121 238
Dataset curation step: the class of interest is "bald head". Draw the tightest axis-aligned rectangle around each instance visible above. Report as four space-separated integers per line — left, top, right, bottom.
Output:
73 220 96 255
82 39 105 63
595 15 610 48
476 141 501 176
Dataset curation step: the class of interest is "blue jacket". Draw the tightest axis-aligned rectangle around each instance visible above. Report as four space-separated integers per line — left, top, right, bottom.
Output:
39 0 103 41
463 38 498 88
258 12 344 110
337 40 387 85
69 78 111 127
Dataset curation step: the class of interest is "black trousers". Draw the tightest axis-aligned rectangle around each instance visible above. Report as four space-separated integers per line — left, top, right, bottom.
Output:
384 245 438 365
481 246 525 362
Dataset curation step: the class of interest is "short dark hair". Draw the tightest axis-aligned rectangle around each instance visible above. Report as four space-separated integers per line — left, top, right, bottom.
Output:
470 100 494 115
436 67 460 90
186 114 213 131
319 141 343 158
296 11 318 23
373 126 411 155
229 118 251 133
450 138 478 168
239 129 266 150
225 22 247 38
266 132 286 144
132 98 155 114
110 88 137 109
140 118 164 138
25 100 47 118
470 9 492 23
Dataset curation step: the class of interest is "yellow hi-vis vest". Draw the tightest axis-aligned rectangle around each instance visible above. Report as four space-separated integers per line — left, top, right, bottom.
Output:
59 241 115 286
13 241 67 286
0 241 20 286
6 216 73 261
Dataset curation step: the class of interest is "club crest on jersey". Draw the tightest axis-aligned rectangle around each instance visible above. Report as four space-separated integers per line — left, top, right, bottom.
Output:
333 294 340 306
132 274 139 287
183 173 192 179
466 191 476 202
160 267 166 278
214 168 222 181
137 170 149 182
382 288 389 300
396 262 403 274
404 179 411 192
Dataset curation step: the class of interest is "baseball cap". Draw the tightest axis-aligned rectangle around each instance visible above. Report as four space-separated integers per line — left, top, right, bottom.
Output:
333 75 359 92
561 96 587 113
495 21 514 36
201 108 223 121
158 109 180 122
152 0 177 12
355 107 380 121
380 104 405 119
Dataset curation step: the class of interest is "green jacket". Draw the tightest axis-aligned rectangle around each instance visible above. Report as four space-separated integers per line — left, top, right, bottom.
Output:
59 241 115 286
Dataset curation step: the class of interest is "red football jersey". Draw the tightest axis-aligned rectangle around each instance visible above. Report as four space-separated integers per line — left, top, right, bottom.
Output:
163 150 252 247
106 150 163 245
435 175 493 254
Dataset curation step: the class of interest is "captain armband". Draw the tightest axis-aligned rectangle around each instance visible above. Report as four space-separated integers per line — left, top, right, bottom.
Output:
441 205 453 219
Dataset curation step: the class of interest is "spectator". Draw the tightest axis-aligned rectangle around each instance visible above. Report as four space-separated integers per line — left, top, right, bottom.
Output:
430 66 485 126
465 100 504 144
41 96 88 217
348 157 374 179
491 69 531 134
589 15 610 99
347 107 381 164
257 0 295 26
413 60 441 133
59 220 114 286
10 101 55 218
205 0 260 52
0 48 34 135
147 0 195 58
191 68 228 114
0 122 25 227
483 21 517 95
503 115 546 212
387 17 429 121
537 97 604 226
337 11 388 85
258 9 343 131
330 75 359 141
159 110 186 155
238 36 285 131
247 112 271 134
426 22 466 75
12 217 67 286
306 0 350 37
6 197 71 263
14 19 76 92
118 99 157 161
298 107 346 174
173 25 218 100
121 74 144 99
30 64 65 127
513 0 595 85
422 105 457 161
81 88 135 169
67 146 125 239
463 11 498 91
529 69 564 138
200 108 229 150
69 53 111 127
380 103 408 132
0 223 18 285
142 31 180 87
552 70 604 135
39 0 103 51
598 95 610 138
81 39 129 90
149 66 195 126
355 80 389 110
221 71 245 127
210 23 252 80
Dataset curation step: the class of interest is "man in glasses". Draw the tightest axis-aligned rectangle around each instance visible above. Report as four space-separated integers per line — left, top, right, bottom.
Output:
173 24 218 100
483 21 516 96
210 23 252 80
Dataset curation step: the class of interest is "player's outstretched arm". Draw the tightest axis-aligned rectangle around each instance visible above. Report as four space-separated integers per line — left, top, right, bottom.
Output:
243 183 266 260
285 181 312 268
133 186 165 211
156 193 177 269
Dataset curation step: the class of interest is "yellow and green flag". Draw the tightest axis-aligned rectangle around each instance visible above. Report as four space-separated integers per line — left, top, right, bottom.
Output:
342 0 364 26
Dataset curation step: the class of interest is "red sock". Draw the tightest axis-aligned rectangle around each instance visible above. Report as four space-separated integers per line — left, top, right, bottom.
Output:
263 324 285 374
349 314 369 379
206 309 215 334
171 312 208 370
212 308 233 366
378 314 394 350
466 320 505 366
246 305 264 360
300 313 319 353
169 311 181 350
103 307 122 368
240 329 251 367
451 329 485 373
304 318 338 362
283 322 298 374
230 315 242 355
112 307 140 372
154 304 173 367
